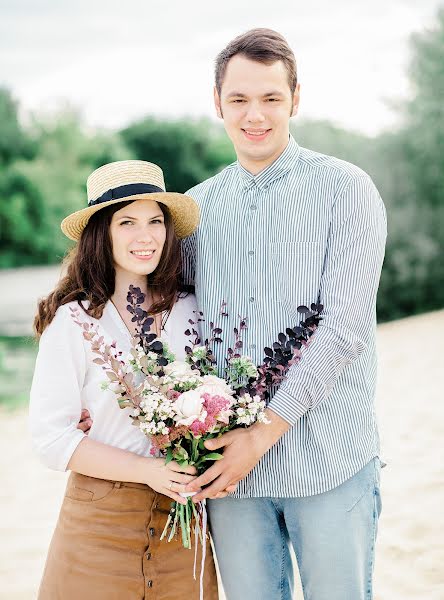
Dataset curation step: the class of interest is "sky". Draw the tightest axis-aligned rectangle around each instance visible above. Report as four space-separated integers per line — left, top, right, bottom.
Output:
1 0 442 136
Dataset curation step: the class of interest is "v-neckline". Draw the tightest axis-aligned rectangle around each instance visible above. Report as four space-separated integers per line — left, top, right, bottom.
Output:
106 300 172 341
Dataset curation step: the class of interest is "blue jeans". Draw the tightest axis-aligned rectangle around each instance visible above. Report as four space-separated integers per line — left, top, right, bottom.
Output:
208 458 382 600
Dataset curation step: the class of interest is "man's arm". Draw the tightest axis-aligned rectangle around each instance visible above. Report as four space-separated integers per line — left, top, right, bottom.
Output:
188 174 387 501
181 230 196 288
268 174 387 423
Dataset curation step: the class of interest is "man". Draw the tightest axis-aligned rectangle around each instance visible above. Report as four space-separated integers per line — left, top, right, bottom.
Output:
182 28 387 600
79 28 386 599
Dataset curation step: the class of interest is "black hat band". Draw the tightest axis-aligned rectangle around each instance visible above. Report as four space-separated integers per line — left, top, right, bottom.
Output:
88 183 165 206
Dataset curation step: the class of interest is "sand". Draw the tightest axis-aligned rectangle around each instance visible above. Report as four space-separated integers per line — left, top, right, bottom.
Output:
0 264 442 598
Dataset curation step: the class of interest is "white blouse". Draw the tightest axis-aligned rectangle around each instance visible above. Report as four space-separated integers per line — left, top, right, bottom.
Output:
29 294 198 471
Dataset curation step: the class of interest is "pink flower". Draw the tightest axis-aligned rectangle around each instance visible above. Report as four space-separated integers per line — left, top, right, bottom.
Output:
189 413 217 436
202 393 233 424
167 389 181 400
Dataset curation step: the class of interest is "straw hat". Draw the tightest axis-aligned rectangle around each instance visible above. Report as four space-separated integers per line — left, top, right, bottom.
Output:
61 160 199 240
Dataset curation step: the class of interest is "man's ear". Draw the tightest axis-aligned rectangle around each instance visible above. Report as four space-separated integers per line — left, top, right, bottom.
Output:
214 86 223 119
291 83 301 117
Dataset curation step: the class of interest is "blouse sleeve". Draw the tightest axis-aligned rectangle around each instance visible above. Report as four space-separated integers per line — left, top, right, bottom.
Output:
29 304 87 471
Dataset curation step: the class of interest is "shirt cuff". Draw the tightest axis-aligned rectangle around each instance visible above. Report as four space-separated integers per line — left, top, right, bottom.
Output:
268 388 308 425
36 428 86 472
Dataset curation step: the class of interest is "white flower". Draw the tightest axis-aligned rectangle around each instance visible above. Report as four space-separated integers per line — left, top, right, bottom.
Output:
199 375 234 402
163 360 195 378
173 389 206 426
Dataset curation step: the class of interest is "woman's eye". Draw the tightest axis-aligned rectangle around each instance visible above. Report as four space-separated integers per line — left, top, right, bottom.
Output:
151 219 164 224
120 220 134 226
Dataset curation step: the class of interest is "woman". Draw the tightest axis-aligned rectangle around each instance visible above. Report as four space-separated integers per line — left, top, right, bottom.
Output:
29 160 219 599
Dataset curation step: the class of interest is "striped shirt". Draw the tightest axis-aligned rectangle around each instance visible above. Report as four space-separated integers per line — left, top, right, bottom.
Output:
183 135 387 497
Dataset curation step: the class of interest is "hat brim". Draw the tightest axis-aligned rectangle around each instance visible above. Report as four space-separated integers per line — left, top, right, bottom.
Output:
61 192 200 241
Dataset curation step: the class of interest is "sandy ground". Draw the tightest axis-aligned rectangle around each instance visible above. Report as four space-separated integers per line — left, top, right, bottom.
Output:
0 266 61 336
0 266 443 599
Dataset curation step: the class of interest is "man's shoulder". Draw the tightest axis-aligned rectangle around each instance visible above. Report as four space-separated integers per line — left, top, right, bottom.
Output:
186 162 238 201
298 145 372 184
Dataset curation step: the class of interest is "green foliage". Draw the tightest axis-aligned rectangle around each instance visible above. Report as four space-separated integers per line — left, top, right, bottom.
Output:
121 117 235 192
0 107 130 266
0 336 37 409
0 88 33 163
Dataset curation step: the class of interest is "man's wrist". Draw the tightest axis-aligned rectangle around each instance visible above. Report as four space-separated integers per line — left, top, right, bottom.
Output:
250 408 291 455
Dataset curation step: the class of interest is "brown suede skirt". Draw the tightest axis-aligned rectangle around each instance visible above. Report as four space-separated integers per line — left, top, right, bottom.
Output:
38 472 219 600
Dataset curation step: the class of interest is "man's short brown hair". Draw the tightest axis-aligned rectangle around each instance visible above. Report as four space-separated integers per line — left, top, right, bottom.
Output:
215 28 297 96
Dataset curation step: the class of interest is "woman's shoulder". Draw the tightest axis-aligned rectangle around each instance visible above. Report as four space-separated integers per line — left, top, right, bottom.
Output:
41 300 92 340
174 292 198 315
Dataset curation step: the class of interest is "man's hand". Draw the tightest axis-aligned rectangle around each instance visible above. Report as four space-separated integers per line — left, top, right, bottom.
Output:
77 409 92 434
187 408 291 502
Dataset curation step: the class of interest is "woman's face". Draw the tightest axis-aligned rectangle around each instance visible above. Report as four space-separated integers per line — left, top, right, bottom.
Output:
109 199 167 279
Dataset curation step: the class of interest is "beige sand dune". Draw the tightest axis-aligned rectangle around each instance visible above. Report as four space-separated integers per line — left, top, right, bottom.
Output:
0 309 443 599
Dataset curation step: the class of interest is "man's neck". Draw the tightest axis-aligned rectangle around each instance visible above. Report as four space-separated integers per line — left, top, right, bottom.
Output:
238 137 290 175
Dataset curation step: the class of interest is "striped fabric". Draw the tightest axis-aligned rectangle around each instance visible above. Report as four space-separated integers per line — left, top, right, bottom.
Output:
182 136 387 497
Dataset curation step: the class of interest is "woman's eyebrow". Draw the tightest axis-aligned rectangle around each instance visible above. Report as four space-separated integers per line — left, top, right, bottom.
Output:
116 214 164 220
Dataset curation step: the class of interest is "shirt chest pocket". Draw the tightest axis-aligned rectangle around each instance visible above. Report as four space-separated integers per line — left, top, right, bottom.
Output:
269 242 324 314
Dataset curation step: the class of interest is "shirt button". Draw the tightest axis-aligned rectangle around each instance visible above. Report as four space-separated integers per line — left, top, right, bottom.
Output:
149 527 155 536
146 552 151 560
248 250 254 256
147 580 153 588
250 204 257 210
250 344 256 350
249 297 255 303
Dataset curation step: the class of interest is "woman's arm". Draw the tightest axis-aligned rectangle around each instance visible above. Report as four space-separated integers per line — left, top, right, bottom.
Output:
29 305 87 470
68 437 196 505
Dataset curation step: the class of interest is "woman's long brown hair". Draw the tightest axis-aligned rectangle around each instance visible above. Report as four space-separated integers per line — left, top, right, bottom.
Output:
34 201 190 337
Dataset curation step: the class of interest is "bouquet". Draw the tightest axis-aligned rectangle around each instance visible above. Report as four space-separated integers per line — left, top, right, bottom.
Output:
71 288 322 570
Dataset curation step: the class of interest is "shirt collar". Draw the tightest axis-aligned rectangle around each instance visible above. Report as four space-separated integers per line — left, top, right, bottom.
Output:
236 134 300 190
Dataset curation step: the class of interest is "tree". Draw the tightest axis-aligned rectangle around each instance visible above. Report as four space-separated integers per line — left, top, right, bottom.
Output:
0 107 129 267
120 117 235 193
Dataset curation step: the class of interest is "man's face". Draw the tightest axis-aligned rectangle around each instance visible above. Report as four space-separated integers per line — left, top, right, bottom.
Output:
214 54 299 174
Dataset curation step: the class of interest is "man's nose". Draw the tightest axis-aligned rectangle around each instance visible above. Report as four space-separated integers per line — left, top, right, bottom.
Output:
246 102 265 123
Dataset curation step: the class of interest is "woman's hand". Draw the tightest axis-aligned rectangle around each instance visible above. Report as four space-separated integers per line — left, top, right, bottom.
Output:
144 459 199 505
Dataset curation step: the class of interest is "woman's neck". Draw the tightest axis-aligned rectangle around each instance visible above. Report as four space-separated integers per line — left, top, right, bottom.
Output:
112 271 149 307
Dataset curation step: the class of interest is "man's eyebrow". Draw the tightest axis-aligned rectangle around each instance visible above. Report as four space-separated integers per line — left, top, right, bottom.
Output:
225 91 285 98
226 91 248 98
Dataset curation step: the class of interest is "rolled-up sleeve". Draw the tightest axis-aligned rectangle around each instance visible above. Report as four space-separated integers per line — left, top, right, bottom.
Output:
29 305 87 470
269 174 387 424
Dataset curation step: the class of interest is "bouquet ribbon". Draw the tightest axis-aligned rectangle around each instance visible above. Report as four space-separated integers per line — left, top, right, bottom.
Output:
181 492 207 600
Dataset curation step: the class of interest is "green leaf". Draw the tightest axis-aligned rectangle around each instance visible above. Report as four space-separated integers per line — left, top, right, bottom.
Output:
200 452 224 462
165 447 173 464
